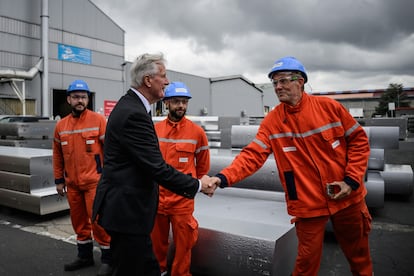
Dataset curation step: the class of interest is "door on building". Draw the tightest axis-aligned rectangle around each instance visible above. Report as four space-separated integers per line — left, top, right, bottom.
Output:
53 89 94 119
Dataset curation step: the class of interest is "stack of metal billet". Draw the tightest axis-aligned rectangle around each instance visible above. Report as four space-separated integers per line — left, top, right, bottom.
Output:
211 125 413 209
0 120 56 149
0 146 68 215
364 126 413 205
361 117 408 140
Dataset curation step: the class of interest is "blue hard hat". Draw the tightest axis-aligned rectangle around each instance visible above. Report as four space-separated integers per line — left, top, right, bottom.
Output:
164 82 192 99
67 79 90 94
268 56 308 83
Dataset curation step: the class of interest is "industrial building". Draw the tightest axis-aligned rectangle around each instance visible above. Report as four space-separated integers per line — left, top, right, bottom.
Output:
312 88 414 118
1 1 413 275
2 0 413 122
0 0 125 119
0 0 264 120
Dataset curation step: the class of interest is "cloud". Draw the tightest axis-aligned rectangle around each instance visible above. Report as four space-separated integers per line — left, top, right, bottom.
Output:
92 0 414 91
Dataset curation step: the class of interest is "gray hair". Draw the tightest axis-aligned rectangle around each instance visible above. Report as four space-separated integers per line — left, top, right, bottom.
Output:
130 53 166 88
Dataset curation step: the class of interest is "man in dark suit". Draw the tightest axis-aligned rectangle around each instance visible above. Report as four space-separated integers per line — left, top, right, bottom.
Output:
92 53 216 276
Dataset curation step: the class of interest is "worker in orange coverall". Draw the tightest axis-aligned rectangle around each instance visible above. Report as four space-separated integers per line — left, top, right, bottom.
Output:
53 80 112 276
151 81 210 276
211 57 373 276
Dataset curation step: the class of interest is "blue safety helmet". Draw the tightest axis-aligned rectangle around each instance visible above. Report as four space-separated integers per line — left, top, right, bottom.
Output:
267 56 308 83
67 79 90 95
164 82 192 99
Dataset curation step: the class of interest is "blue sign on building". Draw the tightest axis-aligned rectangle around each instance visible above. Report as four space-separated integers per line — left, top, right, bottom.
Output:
58 44 91 64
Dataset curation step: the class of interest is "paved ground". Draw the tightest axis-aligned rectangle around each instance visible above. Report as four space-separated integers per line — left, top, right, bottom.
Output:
0 192 413 276
0 139 413 275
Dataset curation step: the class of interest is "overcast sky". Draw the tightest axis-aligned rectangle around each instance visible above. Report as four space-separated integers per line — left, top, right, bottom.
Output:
91 0 414 92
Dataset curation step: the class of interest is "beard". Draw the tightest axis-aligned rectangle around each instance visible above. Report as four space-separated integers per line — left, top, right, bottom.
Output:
169 108 186 121
71 104 86 117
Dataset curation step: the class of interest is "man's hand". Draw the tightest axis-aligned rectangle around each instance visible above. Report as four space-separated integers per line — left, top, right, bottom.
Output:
56 183 66 196
327 181 351 200
210 176 221 187
200 175 218 197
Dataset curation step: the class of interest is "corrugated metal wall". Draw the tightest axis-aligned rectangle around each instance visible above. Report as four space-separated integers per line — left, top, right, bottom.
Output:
0 0 264 118
0 0 125 116
0 98 36 115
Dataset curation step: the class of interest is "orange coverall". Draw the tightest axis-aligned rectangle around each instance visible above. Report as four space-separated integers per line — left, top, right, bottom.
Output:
151 116 210 276
53 109 110 258
219 92 372 275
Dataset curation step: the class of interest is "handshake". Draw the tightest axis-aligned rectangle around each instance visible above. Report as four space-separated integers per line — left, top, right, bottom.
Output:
199 175 221 197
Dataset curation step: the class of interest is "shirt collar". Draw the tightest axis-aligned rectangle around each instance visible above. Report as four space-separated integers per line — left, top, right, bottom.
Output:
130 87 151 113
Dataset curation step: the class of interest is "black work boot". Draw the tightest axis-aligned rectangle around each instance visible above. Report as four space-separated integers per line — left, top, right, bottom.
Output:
64 242 94 271
97 248 113 276
97 263 112 276
64 257 94 271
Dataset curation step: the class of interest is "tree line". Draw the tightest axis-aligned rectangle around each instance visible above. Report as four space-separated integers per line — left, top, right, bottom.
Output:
374 83 411 117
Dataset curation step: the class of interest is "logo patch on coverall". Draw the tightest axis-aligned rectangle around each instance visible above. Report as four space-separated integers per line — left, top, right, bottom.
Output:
332 140 340 149
179 157 189 163
283 146 297 152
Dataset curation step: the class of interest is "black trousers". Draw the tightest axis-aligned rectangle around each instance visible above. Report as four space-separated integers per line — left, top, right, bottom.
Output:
108 231 160 276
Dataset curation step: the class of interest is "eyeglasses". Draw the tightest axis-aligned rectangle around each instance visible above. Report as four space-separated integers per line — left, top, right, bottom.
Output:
70 95 88 100
169 98 189 105
271 75 299 87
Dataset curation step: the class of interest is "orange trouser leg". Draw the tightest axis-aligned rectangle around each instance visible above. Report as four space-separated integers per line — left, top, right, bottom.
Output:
67 185 110 247
151 213 171 272
170 214 198 276
331 200 373 276
84 186 110 247
66 186 92 242
293 215 328 276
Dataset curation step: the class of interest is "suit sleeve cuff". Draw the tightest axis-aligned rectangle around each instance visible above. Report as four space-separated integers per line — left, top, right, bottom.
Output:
55 178 65 185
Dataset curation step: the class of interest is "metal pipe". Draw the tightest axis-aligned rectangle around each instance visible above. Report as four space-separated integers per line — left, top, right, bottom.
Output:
209 151 282 192
231 125 400 151
380 164 414 195
364 171 385 208
41 0 50 118
368 148 384 171
363 126 399 149
0 58 43 79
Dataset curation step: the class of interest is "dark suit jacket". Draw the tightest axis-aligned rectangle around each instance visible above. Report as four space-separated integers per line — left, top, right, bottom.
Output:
92 89 199 235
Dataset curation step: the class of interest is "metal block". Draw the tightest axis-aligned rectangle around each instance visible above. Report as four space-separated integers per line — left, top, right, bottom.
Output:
0 146 53 175
0 187 69 215
0 139 53 149
187 116 220 131
206 130 221 141
0 120 56 139
380 164 414 195
0 171 54 193
368 148 384 171
231 125 258 148
219 128 231 149
365 171 385 208
363 126 399 149
209 150 282 192
193 188 296 276
208 141 221 148
218 117 241 130
362 118 407 140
